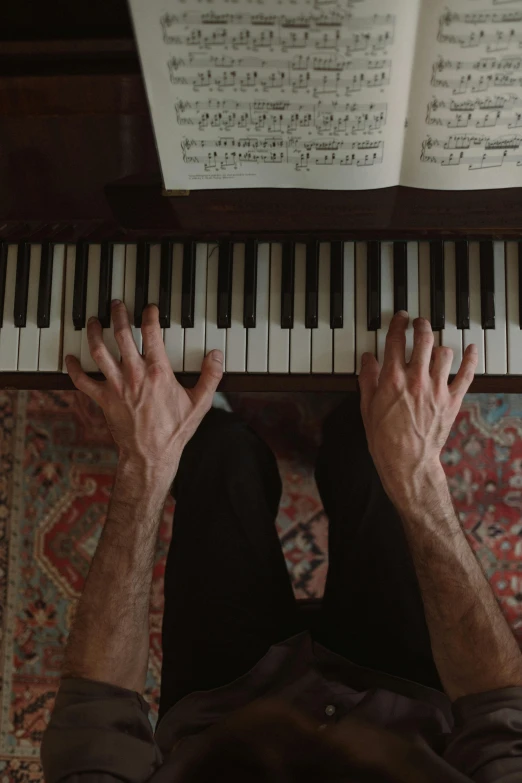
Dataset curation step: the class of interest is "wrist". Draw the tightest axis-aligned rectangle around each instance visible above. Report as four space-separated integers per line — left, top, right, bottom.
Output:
380 460 448 513
115 451 181 502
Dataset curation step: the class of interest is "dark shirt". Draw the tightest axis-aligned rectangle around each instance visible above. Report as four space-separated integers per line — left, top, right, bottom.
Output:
41 632 522 783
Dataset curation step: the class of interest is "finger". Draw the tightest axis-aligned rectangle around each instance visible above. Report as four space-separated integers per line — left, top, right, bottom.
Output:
112 300 141 363
449 343 478 401
408 318 434 375
358 352 380 424
188 350 224 410
381 310 408 374
141 304 168 365
430 345 454 386
65 355 104 404
87 316 120 381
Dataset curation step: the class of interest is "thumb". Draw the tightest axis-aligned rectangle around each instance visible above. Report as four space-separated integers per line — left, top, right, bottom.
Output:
190 349 224 409
358 353 380 422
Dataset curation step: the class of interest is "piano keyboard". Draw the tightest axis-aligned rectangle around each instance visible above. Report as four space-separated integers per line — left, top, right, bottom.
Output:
1 239 522 376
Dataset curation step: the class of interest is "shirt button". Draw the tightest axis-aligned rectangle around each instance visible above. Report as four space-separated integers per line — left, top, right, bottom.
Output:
325 704 336 717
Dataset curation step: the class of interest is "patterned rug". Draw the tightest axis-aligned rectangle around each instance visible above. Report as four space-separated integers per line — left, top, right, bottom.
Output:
2 390 522 781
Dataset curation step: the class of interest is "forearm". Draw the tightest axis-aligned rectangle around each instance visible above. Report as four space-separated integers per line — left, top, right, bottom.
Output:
62 459 174 693
388 464 522 702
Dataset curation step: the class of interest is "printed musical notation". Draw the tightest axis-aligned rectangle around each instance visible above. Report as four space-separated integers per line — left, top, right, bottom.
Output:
421 133 522 168
168 58 390 95
174 98 387 135
418 0 522 179
160 11 395 55
147 0 407 185
180 136 384 171
426 94 522 128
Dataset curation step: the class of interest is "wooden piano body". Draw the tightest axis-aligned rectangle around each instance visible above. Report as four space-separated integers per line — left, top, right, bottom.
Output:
2 0 522 392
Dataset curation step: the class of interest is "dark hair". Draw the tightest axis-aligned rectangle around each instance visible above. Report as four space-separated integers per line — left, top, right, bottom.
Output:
177 700 441 783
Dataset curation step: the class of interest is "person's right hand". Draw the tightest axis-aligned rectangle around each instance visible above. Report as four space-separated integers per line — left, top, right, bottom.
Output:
358 311 478 504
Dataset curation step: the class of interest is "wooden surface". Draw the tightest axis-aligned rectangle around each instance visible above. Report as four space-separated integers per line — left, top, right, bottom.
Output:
1 372 521 393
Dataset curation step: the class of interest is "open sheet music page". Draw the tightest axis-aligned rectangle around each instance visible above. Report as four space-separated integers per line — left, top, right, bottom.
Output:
128 0 419 190
401 0 522 190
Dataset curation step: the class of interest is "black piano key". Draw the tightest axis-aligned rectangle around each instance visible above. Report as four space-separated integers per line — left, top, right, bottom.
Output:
73 241 89 330
393 242 408 313
281 242 295 329
181 242 196 328
519 242 522 329
430 241 445 331
134 242 150 328
159 241 173 328
305 241 319 329
217 240 233 328
37 242 54 328
479 241 495 330
330 241 344 329
455 240 470 330
97 243 113 328
0 242 8 329
243 240 257 328
14 242 31 327
367 241 381 331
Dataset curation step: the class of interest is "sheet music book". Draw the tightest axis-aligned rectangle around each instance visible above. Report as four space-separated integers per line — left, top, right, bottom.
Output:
128 0 522 191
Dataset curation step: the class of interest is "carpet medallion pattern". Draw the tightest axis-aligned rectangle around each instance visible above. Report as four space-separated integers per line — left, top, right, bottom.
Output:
1 391 522 781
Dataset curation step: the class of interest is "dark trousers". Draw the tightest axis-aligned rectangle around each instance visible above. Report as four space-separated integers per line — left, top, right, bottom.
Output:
158 396 441 722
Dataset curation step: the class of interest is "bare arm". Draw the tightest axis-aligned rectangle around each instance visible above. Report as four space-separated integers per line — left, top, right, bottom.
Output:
62 301 223 693
358 312 522 702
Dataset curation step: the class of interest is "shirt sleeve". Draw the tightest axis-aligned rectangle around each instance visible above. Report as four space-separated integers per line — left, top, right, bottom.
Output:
40 677 163 783
444 687 522 783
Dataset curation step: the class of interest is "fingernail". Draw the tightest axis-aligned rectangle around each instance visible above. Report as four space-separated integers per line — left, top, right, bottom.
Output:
361 353 369 366
211 350 223 364
111 299 121 306
397 310 408 318
88 316 97 325
64 355 71 364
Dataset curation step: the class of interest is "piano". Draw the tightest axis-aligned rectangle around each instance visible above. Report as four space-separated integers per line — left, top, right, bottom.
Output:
2 0 522 393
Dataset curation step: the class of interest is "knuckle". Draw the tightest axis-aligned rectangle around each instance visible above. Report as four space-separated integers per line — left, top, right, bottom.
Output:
90 344 104 362
147 360 166 379
416 332 434 348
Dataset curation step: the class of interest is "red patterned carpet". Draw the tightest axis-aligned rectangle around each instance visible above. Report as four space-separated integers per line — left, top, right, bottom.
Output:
1 390 522 780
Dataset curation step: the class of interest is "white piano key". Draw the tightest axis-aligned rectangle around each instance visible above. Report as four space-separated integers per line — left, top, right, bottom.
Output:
80 245 101 373
184 243 208 371
226 243 246 372
441 241 463 375
17 244 41 371
290 243 311 373
62 245 82 371
164 243 184 372
205 243 226 362
377 241 393 364
143 243 164 357
507 242 522 375
103 244 125 363
355 242 375 374
268 243 289 373
312 242 332 373
418 241 440 348
334 242 355 373
405 242 419 362
0 245 20 370
464 242 485 375
485 241 507 375
247 243 269 373
123 244 143 353
39 244 65 371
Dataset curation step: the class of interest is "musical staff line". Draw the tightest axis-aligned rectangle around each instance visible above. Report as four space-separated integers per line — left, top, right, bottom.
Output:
174 98 387 134
181 136 384 171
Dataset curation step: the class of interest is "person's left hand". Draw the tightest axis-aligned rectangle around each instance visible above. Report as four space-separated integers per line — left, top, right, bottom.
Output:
65 300 223 487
